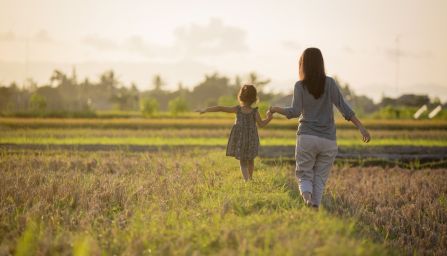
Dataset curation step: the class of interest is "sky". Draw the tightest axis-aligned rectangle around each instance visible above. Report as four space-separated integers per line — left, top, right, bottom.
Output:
0 0 446 102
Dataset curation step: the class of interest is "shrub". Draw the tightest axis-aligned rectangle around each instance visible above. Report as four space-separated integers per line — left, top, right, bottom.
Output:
140 98 159 117
218 95 238 106
372 106 418 119
29 93 47 112
256 101 270 118
168 97 188 116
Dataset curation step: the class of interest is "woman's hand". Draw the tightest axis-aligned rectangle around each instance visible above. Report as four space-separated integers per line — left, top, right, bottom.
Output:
350 116 370 143
360 128 371 143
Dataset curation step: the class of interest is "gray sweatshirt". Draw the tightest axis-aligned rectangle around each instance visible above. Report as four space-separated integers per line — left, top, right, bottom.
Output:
284 76 355 141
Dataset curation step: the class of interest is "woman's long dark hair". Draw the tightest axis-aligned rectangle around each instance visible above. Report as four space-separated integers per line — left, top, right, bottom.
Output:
299 48 326 99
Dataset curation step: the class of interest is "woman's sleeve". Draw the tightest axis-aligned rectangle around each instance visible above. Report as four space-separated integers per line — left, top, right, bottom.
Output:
283 83 303 119
330 78 355 121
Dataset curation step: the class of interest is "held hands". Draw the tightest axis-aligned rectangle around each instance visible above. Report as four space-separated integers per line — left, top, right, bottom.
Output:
266 106 274 118
266 108 273 119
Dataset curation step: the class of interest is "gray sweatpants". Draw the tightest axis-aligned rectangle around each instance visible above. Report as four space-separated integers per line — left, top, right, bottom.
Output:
295 134 338 206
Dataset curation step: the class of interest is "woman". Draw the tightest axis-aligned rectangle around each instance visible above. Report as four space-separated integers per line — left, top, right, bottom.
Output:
268 48 371 208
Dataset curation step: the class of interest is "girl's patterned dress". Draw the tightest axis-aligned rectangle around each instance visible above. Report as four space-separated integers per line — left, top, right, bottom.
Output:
226 106 260 160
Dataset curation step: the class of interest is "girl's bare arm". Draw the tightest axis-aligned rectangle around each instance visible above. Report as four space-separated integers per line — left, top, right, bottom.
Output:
255 111 273 128
196 106 238 114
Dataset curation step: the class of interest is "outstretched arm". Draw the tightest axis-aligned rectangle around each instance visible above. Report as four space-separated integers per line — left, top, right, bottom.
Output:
269 106 288 116
350 116 371 143
255 110 273 128
330 78 355 121
270 83 302 118
196 105 238 114
329 78 369 143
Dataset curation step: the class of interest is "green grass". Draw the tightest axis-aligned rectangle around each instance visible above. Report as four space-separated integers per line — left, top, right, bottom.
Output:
2 128 447 140
1 116 445 254
0 150 392 255
2 117 447 130
1 136 446 147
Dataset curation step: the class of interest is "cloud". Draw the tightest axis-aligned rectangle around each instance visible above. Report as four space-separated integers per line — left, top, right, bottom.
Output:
33 30 52 42
82 18 249 59
0 30 54 43
126 36 168 58
0 31 16 41
82 35 171 58
82 35 119 50
174 18 249 56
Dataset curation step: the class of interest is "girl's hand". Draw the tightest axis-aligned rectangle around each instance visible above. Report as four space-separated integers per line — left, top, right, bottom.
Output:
360 128 371 143
266 106 274 117
266 109 273 119
195 109 206 114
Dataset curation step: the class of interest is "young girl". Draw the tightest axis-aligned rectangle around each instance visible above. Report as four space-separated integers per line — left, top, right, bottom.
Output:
196 85 273 181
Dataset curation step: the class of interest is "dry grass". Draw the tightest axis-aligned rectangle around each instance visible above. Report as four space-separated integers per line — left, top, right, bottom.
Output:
325 167 447 255
0 149 389 255
1 147 446 255
1 116 446 255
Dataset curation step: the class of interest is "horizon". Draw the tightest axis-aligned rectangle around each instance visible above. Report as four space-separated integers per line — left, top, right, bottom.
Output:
1 0 446 102
0 61 444 105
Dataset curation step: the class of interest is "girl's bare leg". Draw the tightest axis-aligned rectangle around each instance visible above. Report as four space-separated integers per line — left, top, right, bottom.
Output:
247 159 254 180
240 160 249 181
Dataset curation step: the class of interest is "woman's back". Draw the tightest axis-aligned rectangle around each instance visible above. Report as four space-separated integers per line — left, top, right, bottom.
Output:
286 76 355 141
268 47 371 207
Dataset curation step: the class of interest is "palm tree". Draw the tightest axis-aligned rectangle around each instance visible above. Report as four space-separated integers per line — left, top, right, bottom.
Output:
153 75 165 91
248 72 270 92
100 70 118 91
50 70 69 87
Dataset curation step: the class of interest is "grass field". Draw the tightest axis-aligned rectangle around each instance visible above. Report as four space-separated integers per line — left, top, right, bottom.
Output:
1 118 447 147
1 117 447 130
1 117 446 255
1 149 446 255
0 150 389 255
2 136 447 147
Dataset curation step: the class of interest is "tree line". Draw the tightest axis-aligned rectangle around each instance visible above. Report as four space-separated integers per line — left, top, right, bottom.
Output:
0 69 443 118
0 69 277 117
